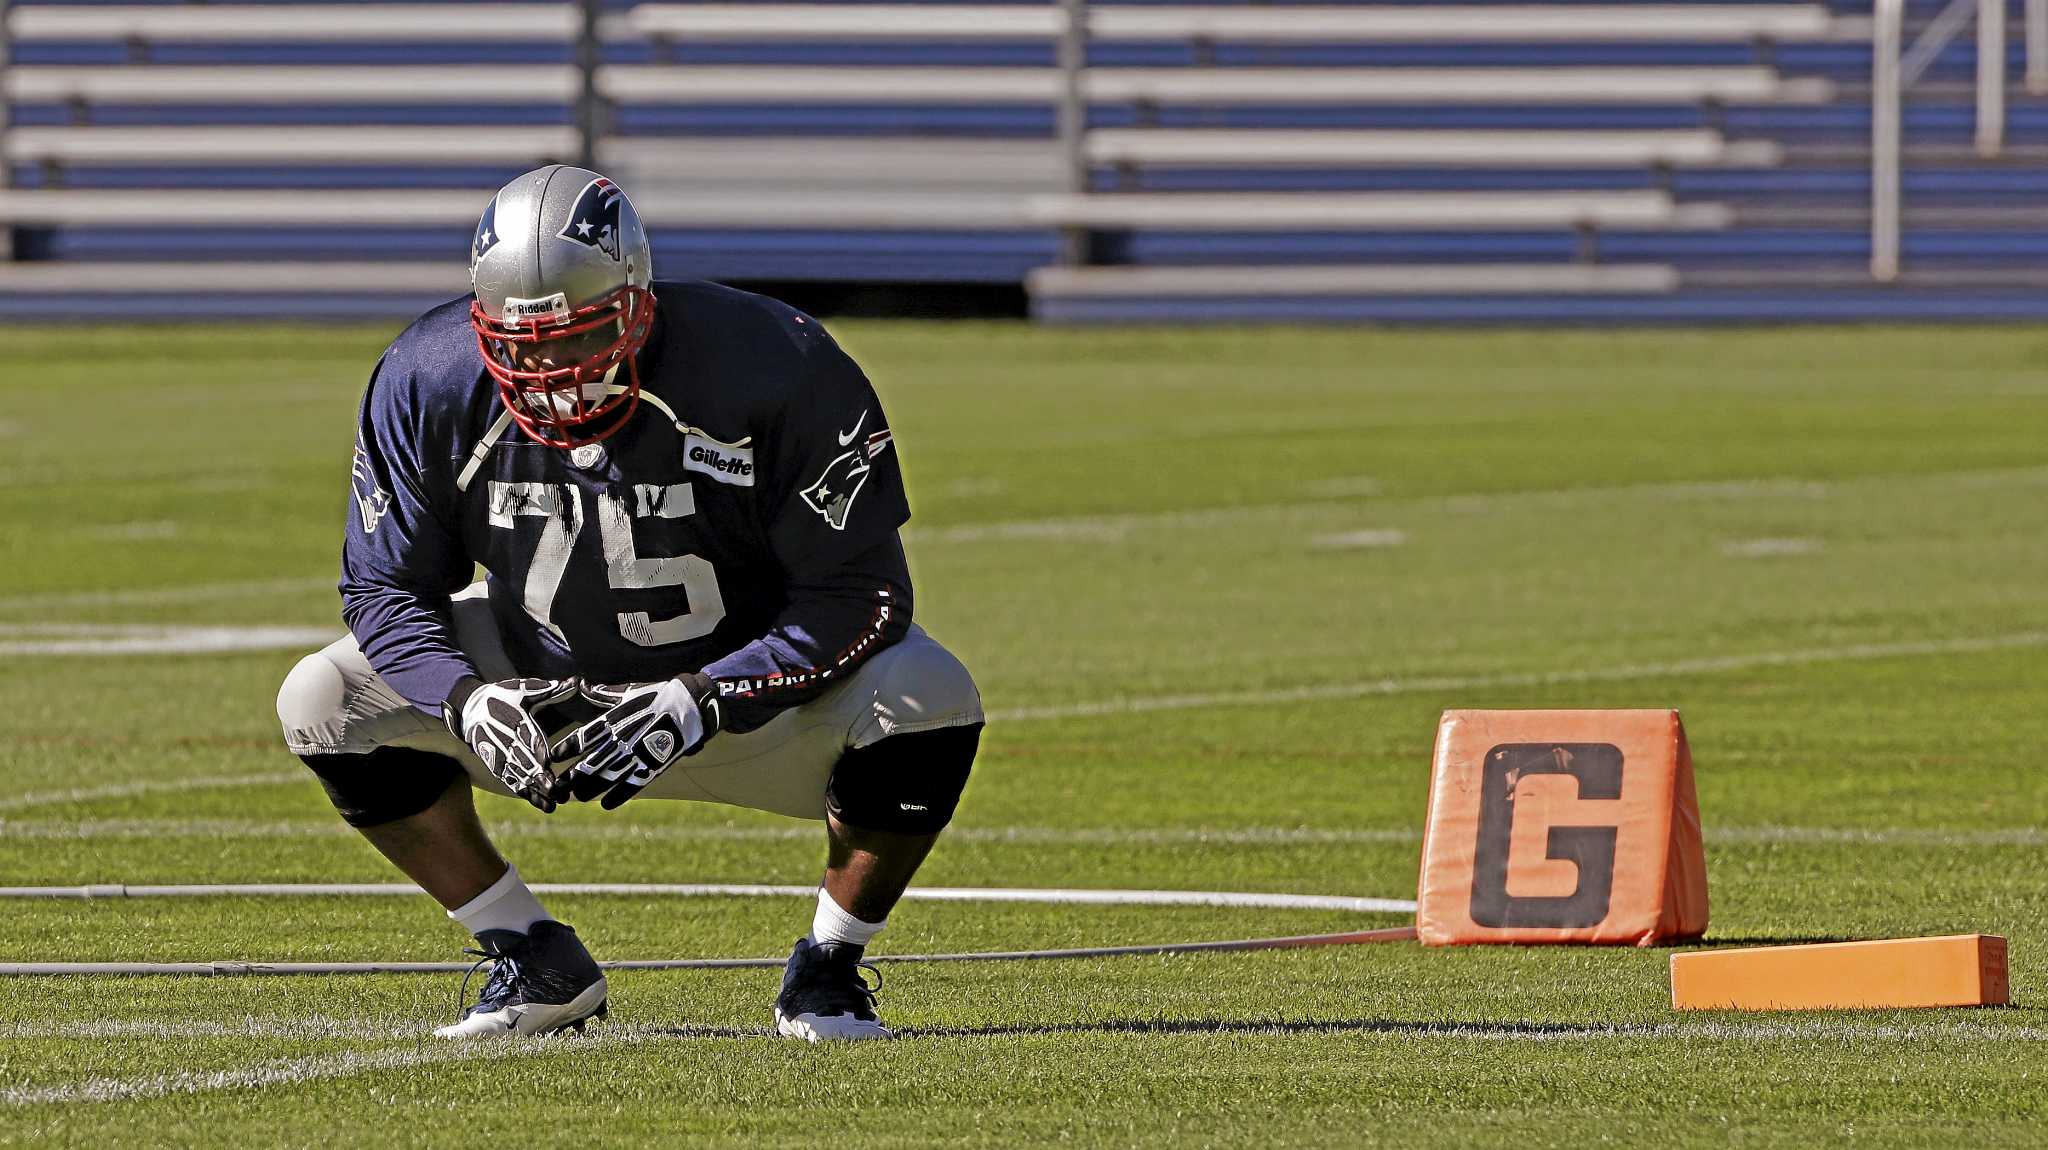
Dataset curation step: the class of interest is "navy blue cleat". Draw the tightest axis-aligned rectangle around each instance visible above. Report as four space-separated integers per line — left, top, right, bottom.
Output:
774 937 893 1042
435 920 608 1039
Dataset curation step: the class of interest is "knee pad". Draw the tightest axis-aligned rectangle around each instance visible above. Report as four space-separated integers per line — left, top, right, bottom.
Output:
277 652 350 755
859 631 983 745
826 723 982 835
300 747 465 828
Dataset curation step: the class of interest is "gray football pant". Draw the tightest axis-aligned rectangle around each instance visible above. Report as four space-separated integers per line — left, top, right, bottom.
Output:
276 584 985 821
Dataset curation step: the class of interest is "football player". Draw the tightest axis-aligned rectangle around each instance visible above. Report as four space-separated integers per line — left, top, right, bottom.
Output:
276 166 985 1041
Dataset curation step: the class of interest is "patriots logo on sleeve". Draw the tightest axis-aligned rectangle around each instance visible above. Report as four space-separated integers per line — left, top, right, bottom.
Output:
350 439 392 535
558 177 623 262
800 415 893 531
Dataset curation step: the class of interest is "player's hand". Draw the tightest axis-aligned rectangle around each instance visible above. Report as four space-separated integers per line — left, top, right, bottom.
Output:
549 674 721 809
443 676 579 813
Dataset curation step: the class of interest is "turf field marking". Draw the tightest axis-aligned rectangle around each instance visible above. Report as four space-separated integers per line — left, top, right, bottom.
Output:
1309 529 1406 550
0 819 1428 845
987 630 2048 721
0 929 1423 979
0 882 1417 915
5 1017 2042 1049
1721 537 1823 558
6 1016 2043 1107
932 476 1009 498
73 520 180 542
909 465 2048 549
909 499 1377 543
0 1018 413 1041
0 1019 722 1043
1302 476 1383 498
4 818 2043 848
0 624 335 656
10 1018 2044 1109
1710 825 2048 846
0 576 333 612
0 773 303 815
905 476 1837 545
0 1034 664 1107
903 1019 2048 1043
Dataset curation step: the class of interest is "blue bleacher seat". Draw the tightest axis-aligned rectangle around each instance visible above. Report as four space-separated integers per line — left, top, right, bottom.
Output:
10 0 2048 323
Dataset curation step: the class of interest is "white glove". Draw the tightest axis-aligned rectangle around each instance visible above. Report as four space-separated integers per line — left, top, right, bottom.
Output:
442 676 578 813
550 674 720 809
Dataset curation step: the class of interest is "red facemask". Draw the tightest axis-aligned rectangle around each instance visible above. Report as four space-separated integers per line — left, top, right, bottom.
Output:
469 284 656 449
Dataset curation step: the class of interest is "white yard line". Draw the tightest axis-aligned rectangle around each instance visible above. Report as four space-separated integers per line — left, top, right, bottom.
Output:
0 1033 660 1107
0 1017 413 1041
1309 529 1406 550
1 818 2041 849
0 577 332 613
1709 825 2048 846
0 625 335 656
73 521 180 542
0 819 1424 845
0 774 304 815
906 474 1845 546
6 1017 2043 1107
1301 476 1383 498
0 882 1416 915
0 929 1422 979
911 464 2048 547
1721 537 1824 558
987 630 2048 722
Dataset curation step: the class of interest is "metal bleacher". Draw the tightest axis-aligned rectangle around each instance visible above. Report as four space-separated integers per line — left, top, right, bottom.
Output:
6 0 2048 324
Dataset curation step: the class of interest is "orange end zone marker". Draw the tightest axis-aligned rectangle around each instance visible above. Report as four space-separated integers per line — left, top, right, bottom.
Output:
1671 934 2009 1011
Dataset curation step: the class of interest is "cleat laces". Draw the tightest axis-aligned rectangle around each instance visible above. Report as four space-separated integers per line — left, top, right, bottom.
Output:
455 946 525 1019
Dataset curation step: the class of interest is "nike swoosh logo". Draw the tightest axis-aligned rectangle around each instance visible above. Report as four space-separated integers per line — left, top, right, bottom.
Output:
837 410 869 446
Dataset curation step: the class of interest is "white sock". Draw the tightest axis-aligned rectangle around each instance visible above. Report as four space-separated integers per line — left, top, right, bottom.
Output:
809 887 885 951
449 865 551 938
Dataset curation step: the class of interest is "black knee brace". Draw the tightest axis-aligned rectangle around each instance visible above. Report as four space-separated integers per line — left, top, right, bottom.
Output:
826 723 982 835
300 747 466 828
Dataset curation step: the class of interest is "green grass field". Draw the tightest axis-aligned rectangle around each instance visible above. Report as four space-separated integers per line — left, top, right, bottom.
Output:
2 322 2046 1147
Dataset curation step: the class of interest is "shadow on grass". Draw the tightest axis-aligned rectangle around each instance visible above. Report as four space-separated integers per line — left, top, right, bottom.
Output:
1684 935 1863 948
898 1018 1658 1040
625 1018 1657 1041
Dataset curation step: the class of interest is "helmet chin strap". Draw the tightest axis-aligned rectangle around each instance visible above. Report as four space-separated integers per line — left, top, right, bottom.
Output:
456 370 753 495
456 408 516 494
625 386 752 448
456 365 622 494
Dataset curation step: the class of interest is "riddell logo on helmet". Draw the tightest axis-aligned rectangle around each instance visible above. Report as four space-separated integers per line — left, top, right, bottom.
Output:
501 293 570 324
682 434 755 486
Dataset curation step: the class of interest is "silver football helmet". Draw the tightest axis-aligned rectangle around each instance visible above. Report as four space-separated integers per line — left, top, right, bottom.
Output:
468 165 655 448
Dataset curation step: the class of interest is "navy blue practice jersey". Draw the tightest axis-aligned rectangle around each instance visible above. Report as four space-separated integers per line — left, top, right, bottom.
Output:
339 281 913 731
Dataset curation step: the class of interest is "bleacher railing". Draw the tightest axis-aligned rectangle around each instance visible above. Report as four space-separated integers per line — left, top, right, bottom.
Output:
1873 0 2048 280
1 0 12 262
1056 0 1090 267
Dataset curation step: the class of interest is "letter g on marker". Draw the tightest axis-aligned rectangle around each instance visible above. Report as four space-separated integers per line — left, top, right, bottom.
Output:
1466 743 1624 930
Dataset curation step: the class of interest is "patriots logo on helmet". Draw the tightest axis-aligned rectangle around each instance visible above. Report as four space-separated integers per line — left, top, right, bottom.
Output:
558 178 623 262
472 197 500 264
